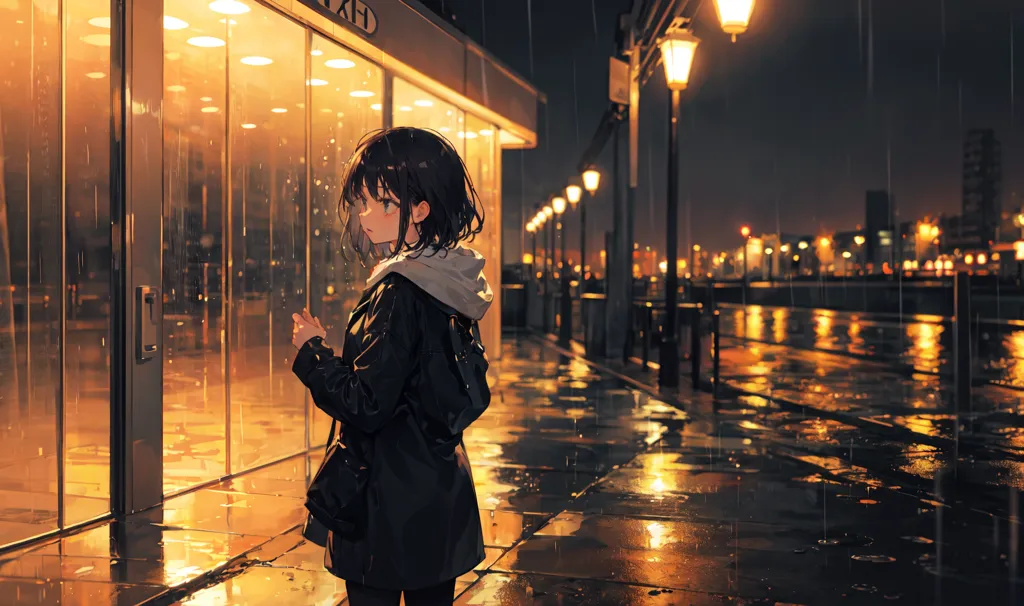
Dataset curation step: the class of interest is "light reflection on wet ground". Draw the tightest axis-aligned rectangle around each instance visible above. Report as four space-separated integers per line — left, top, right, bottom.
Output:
4 338 1024 604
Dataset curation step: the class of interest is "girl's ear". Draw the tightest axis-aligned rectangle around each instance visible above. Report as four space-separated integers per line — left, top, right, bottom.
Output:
411 200 431 224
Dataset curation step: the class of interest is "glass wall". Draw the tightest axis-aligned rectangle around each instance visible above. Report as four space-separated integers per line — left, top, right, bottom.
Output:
308 34 382 446
462 115 500 350
162 0 387 491
0 0 112 548
392 78 465 157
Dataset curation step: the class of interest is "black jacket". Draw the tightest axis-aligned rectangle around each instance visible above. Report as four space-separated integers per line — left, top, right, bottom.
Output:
292 273 486 590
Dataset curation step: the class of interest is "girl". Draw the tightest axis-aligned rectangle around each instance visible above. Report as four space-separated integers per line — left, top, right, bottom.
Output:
291 127 492 606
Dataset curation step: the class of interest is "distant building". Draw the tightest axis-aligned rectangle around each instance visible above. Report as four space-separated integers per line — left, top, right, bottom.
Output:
864 190 894 271
960 128 1002 248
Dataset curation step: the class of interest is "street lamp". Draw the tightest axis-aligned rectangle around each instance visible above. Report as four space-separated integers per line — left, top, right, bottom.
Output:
542 204 555 334
552 195 572 346
764 247 774 283
739 225 751 305
566 182 585 291
526 220 538 275
713 0 756 42
658 27 699 389
582 169 601 195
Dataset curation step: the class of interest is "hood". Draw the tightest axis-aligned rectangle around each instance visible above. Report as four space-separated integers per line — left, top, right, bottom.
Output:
366 246 493 321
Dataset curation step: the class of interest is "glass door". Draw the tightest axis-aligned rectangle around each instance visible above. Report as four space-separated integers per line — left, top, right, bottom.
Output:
0 0 113 549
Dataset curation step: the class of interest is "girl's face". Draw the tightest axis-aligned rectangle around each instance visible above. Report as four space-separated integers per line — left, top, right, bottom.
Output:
358 184 430 246
358 184 401 245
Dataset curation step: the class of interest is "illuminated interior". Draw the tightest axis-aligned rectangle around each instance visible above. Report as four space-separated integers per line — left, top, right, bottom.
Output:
0 0 519 549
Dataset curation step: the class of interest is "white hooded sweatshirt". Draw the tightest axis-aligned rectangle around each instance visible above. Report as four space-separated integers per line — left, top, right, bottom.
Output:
365 246 493 321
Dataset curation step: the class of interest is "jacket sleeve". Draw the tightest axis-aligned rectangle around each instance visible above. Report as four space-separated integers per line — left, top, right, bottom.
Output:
291 279 419 434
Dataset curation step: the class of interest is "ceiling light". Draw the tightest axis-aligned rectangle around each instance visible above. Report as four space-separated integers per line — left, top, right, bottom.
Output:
240 56 272 66
321 108 333 113
464 132 478 139
85 72 106 79
201 107 219 113
370 103 382 111
187 36 225 48
398 105 412 112
271 107 287 113
311 49 323 56
413 99 433 107
241 123 256 129
438 127 450 132
479 129 493 136
167 85 186 92
166 51 181 61
200 96 213 102
349 90 374 98
325 58 355 69
208 0 250 15
307 79 328 86
81 34 110 46
87 16 110 28
218 18 237 24
163 16 189 30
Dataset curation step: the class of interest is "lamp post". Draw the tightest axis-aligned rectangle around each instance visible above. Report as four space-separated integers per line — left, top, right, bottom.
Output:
542 205 554 333
526 220 538 276
566 182 584 287
657 28 699 390
764 247 773 283
740 225 750 306
582 168 601 287
552 195 572 346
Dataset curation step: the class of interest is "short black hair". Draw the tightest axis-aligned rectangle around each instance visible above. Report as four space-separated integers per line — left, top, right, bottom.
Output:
338 127 484 263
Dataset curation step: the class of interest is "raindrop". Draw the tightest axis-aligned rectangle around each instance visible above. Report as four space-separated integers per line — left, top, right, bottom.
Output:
525 0 534 78
851 554 896 563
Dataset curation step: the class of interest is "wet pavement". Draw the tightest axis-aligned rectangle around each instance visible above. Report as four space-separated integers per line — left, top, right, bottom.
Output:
3 337 1024 604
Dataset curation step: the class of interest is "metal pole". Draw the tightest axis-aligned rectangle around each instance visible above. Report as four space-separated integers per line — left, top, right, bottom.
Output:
954 271 971 429
606 122 627 359
742 238 748 306
580 202 587 291
559 216 573 346
543 220 553 334
712 309 721 398
659 89 681 389
690 305 701 389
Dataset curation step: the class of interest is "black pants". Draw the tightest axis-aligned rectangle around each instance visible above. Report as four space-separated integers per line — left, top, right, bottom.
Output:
345 579 456 606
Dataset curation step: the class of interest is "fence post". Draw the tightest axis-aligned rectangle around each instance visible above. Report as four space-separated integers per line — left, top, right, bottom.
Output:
690 304 702 389
712 309 721 398
953 271 971 421
641 304 651 371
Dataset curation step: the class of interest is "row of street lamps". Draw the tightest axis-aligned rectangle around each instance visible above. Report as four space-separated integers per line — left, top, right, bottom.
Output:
525 169 601 347
524 0 756 388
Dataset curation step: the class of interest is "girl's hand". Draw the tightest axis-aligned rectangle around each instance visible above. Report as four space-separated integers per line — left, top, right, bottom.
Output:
292 309 327 350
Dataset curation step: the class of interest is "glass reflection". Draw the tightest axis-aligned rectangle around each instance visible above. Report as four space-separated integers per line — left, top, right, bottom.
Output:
228 2 307 473
463 113 499 350
0 0 61 546
64 0 112 525
163 0 229 493
308 34 381 446
392 78 464 156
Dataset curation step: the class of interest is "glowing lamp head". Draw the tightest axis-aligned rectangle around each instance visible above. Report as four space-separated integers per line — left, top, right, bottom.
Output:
764 247 773 255
842 250 852 259
693 244 701 252
552 196 567 215
582 169 601 194
543 206 554 219
660 30 700 91
714 0 755 41
819 237 830 248
565 185 583 207
740 226 751 238
798 241 809 250
526 222 536 233
854 235 866 246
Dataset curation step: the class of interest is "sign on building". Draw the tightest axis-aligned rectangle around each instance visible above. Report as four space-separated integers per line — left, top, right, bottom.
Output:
608 57 629 105
302 0 379 36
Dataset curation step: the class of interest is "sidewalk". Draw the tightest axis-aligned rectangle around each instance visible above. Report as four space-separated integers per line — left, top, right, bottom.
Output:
1 338 1020 604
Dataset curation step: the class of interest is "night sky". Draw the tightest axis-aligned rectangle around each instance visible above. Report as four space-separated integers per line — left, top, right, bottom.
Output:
436 0 1024 261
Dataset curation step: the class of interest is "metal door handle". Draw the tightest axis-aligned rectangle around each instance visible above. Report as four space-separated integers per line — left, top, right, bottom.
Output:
136 286 159 362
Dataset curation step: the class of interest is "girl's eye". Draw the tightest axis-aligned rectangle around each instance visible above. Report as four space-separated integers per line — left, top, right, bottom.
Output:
382 201 396 214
